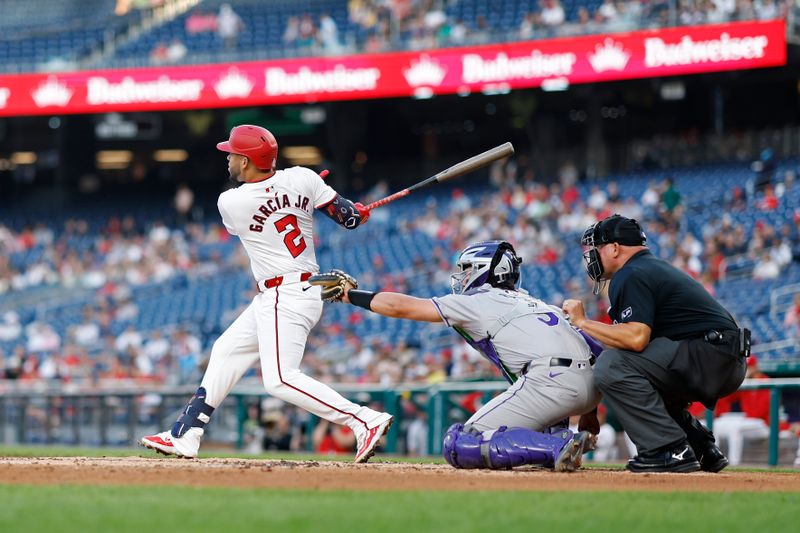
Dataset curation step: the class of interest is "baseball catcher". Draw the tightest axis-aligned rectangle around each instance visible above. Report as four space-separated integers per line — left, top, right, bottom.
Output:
313 240 603 471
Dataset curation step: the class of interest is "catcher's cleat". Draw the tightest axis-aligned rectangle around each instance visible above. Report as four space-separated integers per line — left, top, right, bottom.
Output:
354 413 393 463
140 428 202 458
554 430 590 472
581 433 598 454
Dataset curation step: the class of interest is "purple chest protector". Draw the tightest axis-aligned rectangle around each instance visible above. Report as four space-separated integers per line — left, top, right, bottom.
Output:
577 328 604 358
454 327 516 384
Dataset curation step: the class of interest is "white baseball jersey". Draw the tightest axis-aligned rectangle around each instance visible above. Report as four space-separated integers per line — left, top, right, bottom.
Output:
217 166 336 280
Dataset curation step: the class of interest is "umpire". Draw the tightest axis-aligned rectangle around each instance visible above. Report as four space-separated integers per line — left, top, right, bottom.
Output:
562 214 750 473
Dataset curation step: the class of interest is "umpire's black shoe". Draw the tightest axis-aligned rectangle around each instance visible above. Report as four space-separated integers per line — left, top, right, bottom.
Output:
626 442 702 473
695 442 729 473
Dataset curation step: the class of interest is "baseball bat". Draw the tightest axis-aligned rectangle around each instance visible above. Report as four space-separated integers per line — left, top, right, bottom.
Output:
365 142 514 211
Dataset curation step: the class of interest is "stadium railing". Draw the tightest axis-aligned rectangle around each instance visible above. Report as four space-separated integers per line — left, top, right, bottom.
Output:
1 378 798 466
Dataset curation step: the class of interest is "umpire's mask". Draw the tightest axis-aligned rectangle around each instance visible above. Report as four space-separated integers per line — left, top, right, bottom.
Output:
581 214 646 295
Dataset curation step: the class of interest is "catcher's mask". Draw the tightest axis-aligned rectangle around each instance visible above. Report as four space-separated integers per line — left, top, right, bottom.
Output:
451 240 522 294
581 214 646 294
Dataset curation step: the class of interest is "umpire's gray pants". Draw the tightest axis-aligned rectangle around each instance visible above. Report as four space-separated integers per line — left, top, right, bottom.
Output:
593 337 687 455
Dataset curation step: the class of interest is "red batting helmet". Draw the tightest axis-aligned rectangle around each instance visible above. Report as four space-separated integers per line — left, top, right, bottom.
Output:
216 125 278 171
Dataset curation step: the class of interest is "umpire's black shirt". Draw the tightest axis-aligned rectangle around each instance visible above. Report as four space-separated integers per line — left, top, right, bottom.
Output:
608 249 737 340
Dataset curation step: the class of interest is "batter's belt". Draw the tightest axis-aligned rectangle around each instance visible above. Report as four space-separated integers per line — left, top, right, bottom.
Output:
256 271 312 292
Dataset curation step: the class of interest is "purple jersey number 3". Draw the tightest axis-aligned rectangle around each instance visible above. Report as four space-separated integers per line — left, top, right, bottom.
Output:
537 312 559 326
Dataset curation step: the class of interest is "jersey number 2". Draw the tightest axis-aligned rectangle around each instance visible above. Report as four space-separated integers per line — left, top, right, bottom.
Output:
274 214 307 258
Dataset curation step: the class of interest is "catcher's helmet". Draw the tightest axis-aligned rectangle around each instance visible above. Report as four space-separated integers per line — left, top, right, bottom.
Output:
581 214 646 294
216 125 278 171
451 240 522 294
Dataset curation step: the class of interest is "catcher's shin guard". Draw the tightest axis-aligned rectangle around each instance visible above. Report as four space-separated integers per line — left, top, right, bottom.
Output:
171 387 215 438
442 423 574 469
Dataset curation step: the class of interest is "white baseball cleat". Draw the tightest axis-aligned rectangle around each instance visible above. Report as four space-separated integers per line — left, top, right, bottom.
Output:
140 428 203 458
354 413 393 463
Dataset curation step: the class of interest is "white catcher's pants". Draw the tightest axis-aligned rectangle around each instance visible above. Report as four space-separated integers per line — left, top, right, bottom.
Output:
200 282 383 434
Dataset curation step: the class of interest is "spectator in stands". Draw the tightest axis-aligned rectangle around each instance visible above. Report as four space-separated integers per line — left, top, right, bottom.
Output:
283 16 300 47
348 0 378 30
640 180 660 209
752 148 776 193
540 0 566 32
587 185 608 211
166 38 187 64
735 0 758 20
313 419 356 455
262 404 295 451
519 13 537 39
186 8 218 34
149 41 169 65
472 15 492 44
242 403 265 454
405 401 429 456
661 177 682 214
0 311 21 342
757 0 780 19
116 324 143 352
784 294 800 339
71 307 100 348
318 13 341 54
25 322 60 353
680 0 706 25
423 0 447 33
449 18 468 44
217 3 244 50
297 13 317 50
597 0 619 23
174 183 195 224
752 250 781 280
727 185 747 211
172 328 202 383
756 184 779 211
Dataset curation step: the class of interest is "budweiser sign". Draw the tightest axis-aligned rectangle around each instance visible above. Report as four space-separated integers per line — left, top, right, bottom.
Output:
403 54 447 87
644 32 769 67
214 67 254 99
462 51 576 82
0 20 786 116
265 65 380 96
31 76 72 107
87 76 204 105
588 38 631 72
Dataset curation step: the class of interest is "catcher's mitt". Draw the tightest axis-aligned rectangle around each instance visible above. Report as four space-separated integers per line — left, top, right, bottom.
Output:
307 269 358 302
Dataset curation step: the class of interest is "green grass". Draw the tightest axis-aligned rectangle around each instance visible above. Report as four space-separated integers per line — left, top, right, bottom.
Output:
0 485 797 533
0 447 798 532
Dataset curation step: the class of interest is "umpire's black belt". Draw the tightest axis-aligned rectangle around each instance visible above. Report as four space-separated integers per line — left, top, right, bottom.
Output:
702 327 751 358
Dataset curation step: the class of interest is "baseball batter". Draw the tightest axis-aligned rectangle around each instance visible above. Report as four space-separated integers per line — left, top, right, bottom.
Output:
141 125 392 462
334 240 602 470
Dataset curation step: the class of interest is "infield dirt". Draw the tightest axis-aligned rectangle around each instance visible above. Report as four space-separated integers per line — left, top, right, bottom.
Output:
1 457 799 492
